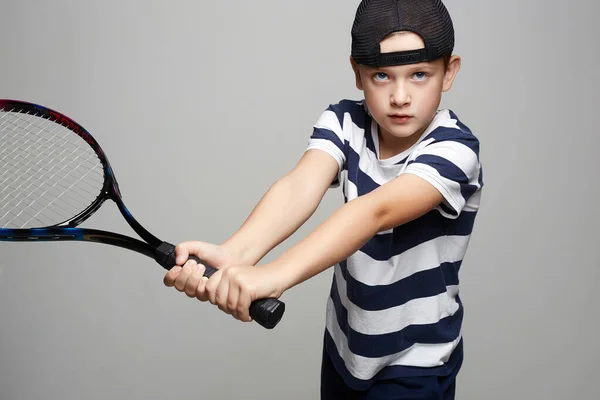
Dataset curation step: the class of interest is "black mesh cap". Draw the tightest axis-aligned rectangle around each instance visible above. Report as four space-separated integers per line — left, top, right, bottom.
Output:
351 0 454 67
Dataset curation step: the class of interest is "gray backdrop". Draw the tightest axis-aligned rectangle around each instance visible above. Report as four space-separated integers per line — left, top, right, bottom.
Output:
1 1 598 399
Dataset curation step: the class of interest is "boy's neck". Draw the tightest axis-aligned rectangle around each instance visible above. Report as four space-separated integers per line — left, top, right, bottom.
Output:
376 111 440 160
377 125 427 160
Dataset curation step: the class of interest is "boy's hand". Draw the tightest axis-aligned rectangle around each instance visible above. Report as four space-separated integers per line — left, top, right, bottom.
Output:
194 262 284 322
163 241 285 323
163 241 242 298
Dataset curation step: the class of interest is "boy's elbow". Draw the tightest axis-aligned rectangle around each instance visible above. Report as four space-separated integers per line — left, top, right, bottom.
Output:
350 196 392 233
373 202 399 232
366 177 445 231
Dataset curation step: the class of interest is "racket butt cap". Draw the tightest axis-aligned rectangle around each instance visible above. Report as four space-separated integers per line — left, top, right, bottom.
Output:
250 298 286 329
155 241 177 269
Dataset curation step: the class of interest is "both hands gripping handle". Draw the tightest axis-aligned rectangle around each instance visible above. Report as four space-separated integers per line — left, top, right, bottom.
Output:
155 242 285 329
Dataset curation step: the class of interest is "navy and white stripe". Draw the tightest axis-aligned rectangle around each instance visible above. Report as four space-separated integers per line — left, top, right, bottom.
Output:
306 100 483 390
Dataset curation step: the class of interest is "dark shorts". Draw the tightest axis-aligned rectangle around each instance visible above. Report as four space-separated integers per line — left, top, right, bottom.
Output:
320 347 460 400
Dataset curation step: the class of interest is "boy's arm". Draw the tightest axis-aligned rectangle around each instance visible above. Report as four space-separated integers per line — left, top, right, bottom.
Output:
164 149 339 297
271 173 444 291
220 149 340 265
189 173 445 323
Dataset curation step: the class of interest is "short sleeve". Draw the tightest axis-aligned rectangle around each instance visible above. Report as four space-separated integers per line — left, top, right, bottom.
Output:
402 130 483 219
306 104 348 187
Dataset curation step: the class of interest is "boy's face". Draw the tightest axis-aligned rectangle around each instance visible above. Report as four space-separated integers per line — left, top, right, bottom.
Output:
351 32 461 147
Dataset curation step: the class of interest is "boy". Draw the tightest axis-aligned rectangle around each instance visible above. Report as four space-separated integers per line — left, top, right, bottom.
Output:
164 0 483 398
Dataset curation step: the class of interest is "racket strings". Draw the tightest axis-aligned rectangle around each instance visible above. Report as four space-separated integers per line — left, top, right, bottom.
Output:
2 151 100 226
0 121 102 227
1 127 103 198
0 111 103 208
0 109 105 228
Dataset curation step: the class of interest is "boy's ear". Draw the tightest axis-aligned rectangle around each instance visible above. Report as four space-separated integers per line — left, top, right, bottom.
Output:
442 55 461 92
350 56 364 90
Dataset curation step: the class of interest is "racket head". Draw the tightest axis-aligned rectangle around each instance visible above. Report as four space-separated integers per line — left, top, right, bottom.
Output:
0 99 118 230
0 99 287 329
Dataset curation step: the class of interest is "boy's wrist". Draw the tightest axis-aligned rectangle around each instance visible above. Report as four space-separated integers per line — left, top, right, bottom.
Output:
264 258 302 295
220 239 260 266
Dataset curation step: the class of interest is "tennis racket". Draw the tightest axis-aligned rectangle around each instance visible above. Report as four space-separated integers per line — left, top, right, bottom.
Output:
0 99 285 329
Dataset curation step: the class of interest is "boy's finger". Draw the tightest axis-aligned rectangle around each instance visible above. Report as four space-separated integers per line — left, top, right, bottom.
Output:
184 263 206 298
175 241 211 265
226 284 240 319
174 260 197 292
204 272 221 305
237 289 252 322
195 277 209 302
174 243 192 265
163 266 182 287
214 280 230 311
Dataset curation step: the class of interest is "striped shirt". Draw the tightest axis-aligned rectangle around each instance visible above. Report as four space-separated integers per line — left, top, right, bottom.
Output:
306 99 483 390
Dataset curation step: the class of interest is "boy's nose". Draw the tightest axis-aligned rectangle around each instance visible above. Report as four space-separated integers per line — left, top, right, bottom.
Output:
390 83 410 107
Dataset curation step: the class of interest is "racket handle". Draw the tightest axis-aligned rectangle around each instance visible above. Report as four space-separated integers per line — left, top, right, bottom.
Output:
155 242 285 329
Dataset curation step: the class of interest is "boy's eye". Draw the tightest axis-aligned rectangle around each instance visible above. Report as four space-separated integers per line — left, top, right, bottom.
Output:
413 72 427 81
374 72 389 82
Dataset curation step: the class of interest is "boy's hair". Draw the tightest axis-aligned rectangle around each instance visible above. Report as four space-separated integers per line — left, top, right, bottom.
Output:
351 0 454 68
442 54 452 70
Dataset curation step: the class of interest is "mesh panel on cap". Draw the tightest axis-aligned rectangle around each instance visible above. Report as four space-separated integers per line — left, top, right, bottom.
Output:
351 0 454 66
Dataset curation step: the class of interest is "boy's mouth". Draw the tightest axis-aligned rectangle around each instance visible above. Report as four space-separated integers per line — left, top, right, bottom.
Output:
389 114 413 123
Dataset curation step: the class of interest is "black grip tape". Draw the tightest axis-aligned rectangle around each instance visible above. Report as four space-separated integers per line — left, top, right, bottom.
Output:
155 242 285 329
188 255 218 277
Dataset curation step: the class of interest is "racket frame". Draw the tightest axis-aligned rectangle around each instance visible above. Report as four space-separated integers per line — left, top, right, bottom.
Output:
0 100 166 259
0 99 285 329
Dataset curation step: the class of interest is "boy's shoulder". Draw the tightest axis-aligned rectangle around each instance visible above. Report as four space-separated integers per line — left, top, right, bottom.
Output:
326 98 365 111
317 99 370 133
323 99 368 119
424 109 480 150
